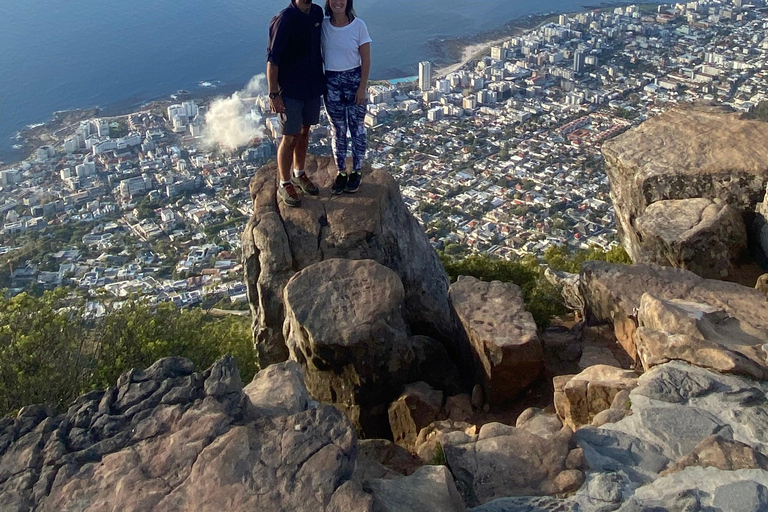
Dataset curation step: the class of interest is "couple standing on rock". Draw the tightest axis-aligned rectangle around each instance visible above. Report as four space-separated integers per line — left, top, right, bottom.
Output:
267 0 372 207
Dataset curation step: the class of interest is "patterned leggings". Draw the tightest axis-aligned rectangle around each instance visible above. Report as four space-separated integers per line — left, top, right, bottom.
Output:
325 67 367 172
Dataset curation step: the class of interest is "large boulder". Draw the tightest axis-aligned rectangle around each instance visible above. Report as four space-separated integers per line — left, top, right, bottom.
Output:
449 276 544 406
602 102 768 265
242 155 459 367
580 261 768 362
634 197 747 279
0 357 370 512
284 258 417 438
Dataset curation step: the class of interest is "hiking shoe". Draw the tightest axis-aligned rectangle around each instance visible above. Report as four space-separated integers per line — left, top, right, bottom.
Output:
291 173 319 195
332 173 348 195
345 172 361 193
278 182 301 207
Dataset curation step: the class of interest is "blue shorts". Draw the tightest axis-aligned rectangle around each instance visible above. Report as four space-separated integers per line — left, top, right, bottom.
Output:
279 96 322 135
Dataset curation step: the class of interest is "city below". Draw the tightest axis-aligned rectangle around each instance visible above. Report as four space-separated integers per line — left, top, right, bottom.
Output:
0 0 766 310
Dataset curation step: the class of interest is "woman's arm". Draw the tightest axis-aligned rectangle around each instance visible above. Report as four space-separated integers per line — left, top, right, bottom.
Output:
356 42 371 105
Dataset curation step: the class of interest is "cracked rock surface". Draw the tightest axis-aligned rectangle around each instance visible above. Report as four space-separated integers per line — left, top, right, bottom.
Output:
0 357 368 512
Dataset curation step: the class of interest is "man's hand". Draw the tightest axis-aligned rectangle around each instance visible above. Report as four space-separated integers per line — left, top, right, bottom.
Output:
355 87 367 105
270 95 286 114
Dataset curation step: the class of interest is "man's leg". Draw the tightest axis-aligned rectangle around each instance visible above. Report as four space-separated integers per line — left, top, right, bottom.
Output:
292 125 311 172
278 134 299 183
290 96 320 195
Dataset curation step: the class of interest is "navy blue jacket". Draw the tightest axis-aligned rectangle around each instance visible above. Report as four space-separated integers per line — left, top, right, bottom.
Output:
267 1 326 100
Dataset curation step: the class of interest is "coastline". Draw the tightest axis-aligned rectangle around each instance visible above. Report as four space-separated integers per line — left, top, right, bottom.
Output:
5 1 653 166
430 1 653 79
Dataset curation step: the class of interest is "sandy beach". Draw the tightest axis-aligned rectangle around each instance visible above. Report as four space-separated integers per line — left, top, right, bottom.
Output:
434 37 511 79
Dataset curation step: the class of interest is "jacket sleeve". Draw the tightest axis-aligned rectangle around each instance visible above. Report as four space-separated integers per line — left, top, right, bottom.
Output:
267 13 288 65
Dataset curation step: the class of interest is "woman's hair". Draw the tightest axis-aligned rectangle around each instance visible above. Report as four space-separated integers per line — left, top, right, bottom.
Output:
325 0 355 21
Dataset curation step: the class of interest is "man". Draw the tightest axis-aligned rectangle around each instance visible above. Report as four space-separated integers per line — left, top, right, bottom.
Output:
267 0 325 207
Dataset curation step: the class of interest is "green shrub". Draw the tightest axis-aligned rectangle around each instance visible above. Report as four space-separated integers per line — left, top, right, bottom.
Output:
440 244 631 329
0 291 257 417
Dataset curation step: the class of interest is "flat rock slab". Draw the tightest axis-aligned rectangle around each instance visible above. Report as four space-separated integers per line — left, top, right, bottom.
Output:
577 361 768 488
449 276 544 406
635 293 768 380
580 261 768 363
243 155 458 366
602 102 768 263
634 197 747 279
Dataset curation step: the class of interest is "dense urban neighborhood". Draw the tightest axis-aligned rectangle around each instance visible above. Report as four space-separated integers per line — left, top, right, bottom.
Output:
1 0 767 307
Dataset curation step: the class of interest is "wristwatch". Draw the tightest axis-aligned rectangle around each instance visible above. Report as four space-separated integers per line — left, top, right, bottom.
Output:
268 92 280 99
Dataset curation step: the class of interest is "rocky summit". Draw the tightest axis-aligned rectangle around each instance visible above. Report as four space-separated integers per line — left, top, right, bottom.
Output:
4 149 768 511
242 155 460 368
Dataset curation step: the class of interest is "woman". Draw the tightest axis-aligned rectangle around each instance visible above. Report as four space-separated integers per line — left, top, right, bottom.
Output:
322 0 371 194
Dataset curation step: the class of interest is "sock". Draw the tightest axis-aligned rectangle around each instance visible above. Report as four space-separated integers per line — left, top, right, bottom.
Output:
338 171 347 176
292 169 304 178
352 170 361 174
280 179 291 187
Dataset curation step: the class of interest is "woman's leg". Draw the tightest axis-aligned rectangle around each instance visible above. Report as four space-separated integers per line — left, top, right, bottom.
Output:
325 73 349 173
348 103 367 172
343 68 367 172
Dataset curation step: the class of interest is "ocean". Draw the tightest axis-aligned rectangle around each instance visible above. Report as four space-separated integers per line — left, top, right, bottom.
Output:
0 0 633 163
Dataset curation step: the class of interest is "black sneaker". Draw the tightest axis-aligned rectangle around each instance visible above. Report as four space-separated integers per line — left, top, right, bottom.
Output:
345 172 361 193
332 173 348 195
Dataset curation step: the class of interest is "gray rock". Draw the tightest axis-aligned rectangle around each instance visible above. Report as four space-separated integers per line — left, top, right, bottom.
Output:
244 360 309 417
617 467 768 512
364 465 466 512
634 197 747 279
638 406 731 460
576 427 670 485
712 480 768 512
630 362 768 456
471 496 577 511
450 276 544 406
204 354 243 397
